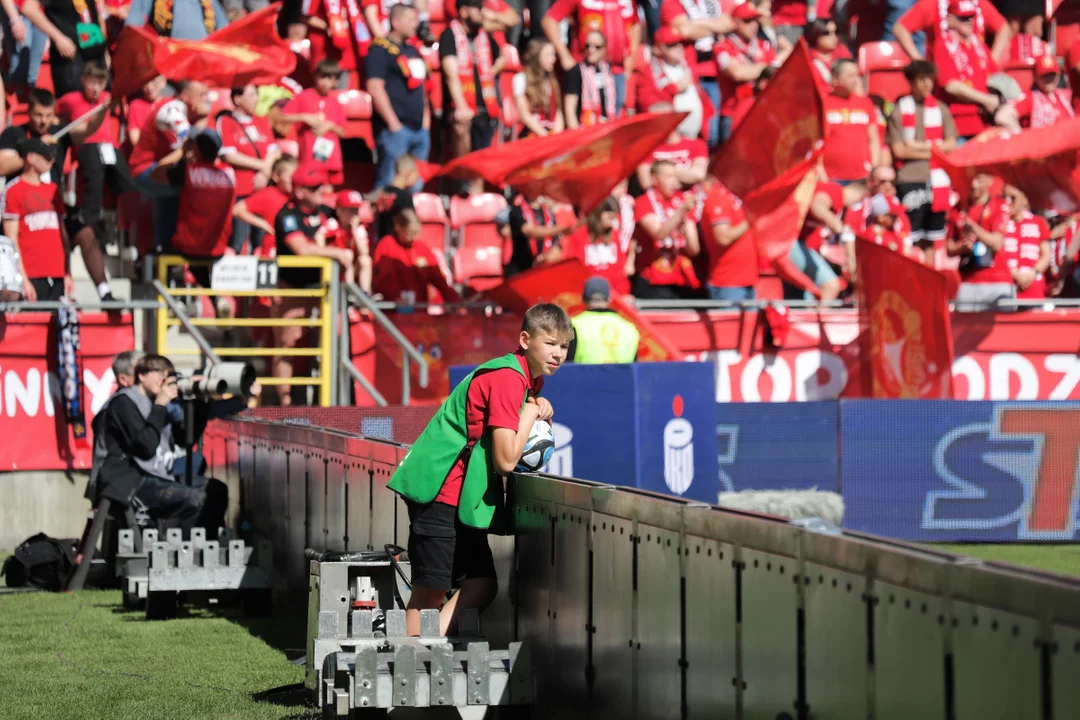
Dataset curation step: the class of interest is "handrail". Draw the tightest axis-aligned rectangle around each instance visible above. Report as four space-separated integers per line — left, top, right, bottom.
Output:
345 282 428 405
341 357 389 406
152 279 222 365
0 299 160 311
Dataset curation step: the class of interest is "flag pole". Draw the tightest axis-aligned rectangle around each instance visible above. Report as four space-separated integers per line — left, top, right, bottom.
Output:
50 102 108 141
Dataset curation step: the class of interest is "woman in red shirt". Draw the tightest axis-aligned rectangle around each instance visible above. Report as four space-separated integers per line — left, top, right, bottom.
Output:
805 18 851 93
562 197 634 296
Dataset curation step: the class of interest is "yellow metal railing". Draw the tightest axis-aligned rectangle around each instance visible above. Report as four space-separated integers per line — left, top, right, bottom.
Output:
156 255 336 406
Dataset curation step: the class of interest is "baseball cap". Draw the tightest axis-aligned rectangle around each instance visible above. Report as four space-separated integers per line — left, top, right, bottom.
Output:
947 0 977 18
583 276 611 301
731 3 761 21
654 26 682 46
193 128 222 159
336 190 365 209
870 193 894 218
293 164 328 189
1036 53 1059 76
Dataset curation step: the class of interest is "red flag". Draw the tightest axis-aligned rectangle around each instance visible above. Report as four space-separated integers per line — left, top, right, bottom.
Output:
423 112 686 215
1048 0 1066 19
855 239 955 399
933 118 1080 213
481 258 684 361
112 4 296 98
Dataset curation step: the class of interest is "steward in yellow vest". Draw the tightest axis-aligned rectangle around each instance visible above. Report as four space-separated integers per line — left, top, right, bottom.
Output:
569 276 640 364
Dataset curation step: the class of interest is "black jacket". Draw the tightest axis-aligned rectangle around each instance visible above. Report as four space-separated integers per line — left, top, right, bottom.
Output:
92 395 171 504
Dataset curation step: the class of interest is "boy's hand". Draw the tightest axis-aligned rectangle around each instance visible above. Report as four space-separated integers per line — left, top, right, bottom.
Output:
531 396 553 421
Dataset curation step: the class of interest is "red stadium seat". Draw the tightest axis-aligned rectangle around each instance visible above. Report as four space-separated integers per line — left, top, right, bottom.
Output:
858 41 911 102
450 192 507 227
338 89 374 147
207 88 233 117
450 193 508 289
1004 62 1035 92
428 0 446 22
412 192 451 252
453 242 504 291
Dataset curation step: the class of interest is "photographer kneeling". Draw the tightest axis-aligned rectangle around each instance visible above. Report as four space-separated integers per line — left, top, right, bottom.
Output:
92 354 228 538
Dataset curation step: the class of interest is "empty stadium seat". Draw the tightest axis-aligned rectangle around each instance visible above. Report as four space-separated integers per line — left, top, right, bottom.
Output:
450 192 507 227
412 192 451 252
428 0 446 22
453 243 504 292
1004 62 1035 92
339 89 374 147
450 193 508 289
858 41 911 102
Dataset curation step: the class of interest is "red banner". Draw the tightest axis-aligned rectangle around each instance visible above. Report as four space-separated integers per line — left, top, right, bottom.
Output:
855 239 955 398
933 118 1080 213
423 113 686 214
0 313 135 471
112 4 296 97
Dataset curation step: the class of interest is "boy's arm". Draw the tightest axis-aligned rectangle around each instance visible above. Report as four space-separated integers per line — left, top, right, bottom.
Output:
491 402 541 475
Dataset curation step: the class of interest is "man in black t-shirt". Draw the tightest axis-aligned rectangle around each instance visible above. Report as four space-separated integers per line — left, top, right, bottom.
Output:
21 0 108 98
366 3 430 191
563 30 617 129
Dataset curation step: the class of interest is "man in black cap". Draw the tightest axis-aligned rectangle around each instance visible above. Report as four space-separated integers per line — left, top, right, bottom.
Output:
567 276 640 364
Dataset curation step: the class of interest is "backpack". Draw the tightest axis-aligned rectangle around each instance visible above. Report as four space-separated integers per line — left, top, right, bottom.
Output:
1 533 78 592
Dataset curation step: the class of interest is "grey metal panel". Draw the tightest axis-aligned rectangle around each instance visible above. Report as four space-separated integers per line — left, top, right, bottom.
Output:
803 563 869 719
307 452 328 553
741 548 799 720
951 601 1041 719
873 583 946 720
551 504 590 716
635 524 682 720
344 457 371 553
370 459 397 549
324 455 346 552
513 502 553 701
590 513 634 720
267 445 289 554
684 535 737 720
253 442 271 535
485 534 515 650
286 446 309 588
395 491 410 549
238 437 254 511
1052 624 1080 719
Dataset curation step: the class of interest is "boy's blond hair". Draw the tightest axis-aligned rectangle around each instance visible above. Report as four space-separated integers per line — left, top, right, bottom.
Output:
522 303 574 341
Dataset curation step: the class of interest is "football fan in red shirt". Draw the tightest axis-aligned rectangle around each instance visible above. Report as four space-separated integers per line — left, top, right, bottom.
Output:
1000 186 1050 299
232 155 298 257
660 0 731 145
995 54 1074 131
4 138 71 302
931 0 1001 140
372 209 461 304
560 197 634 296
280 59 347 186
714 2 782 142
637 119 709 190
856 193 911 257
946 172 1014 310
822 59 879 184
633 159 701 299
702 180 758 301
329 189 373 291
893 0 1010 67
124 76 167 154
542 0 639 108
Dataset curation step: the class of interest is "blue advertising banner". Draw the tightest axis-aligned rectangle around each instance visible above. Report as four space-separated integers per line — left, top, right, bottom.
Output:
841 401 1080 541
714 402 840 493
449 361 719 503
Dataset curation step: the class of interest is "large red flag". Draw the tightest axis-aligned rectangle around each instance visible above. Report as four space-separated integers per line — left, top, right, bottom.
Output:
112 4 296 98
933 118 1080 213
423 112 686 215
481 259 684 361
855 239 955 399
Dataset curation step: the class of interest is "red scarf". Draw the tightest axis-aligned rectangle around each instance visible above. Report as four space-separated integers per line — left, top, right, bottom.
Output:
324 0 363 54
898 94 952 212
579 62 616 126
1030 88 1074 129
450 19 500 119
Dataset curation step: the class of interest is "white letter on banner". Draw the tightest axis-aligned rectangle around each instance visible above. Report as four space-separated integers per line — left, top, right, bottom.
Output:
951 355 985 400
42 371 58 418
794 351 848 401
1045 354 1080 400
711 350 743 402
740 353 793 402
86 369 115 415
5 368 41 418
989 353 1038 400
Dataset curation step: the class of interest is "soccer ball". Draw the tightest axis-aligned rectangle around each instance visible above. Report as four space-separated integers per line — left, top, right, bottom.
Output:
516 420 555 473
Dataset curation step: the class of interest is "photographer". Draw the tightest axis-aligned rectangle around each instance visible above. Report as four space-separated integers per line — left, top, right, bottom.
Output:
90 354 227 537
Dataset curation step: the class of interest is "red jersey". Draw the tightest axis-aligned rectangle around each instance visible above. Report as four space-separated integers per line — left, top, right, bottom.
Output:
561 226 631 295
1009 89 1074 130
702 182 758 288
434 350 542 506
546 0 638 68
844 195 912 238
171 161 237 257
934 31 997 137
649 137 708 174
948 197 1011 283
245 186 291 255
633 188 700 287
822 92 876 182
800 182 845 251
129 97 192 176
284 89 347 181
124 97 154 156
659 0 728 77
3 178 65 279
56 91 118 147
1002 211 1049 299
714 34 775 118
371 234 462 303
897 0 1005 65
216 112 276 197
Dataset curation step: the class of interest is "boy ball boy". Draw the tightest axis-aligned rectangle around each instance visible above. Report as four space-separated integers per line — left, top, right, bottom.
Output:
389 303 574 636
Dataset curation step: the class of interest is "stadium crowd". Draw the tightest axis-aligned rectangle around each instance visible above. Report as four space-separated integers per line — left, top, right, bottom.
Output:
0 0 1078 381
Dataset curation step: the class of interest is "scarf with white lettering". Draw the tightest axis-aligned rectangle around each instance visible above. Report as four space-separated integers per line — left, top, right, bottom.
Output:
57 302 88 448
937 27 990 86
677 0 722 52
1031 88 1074 129
898 94 951 212
579 62 616 127
324 0 365 52
450 19 500 118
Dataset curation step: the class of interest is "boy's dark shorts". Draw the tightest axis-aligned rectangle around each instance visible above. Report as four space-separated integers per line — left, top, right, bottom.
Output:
406 500 496 592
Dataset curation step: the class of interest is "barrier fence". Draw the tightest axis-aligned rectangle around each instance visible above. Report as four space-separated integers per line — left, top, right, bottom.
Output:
204 414 1080 720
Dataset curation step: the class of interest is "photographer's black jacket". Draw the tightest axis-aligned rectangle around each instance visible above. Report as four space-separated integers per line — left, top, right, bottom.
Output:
91 392 171 504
